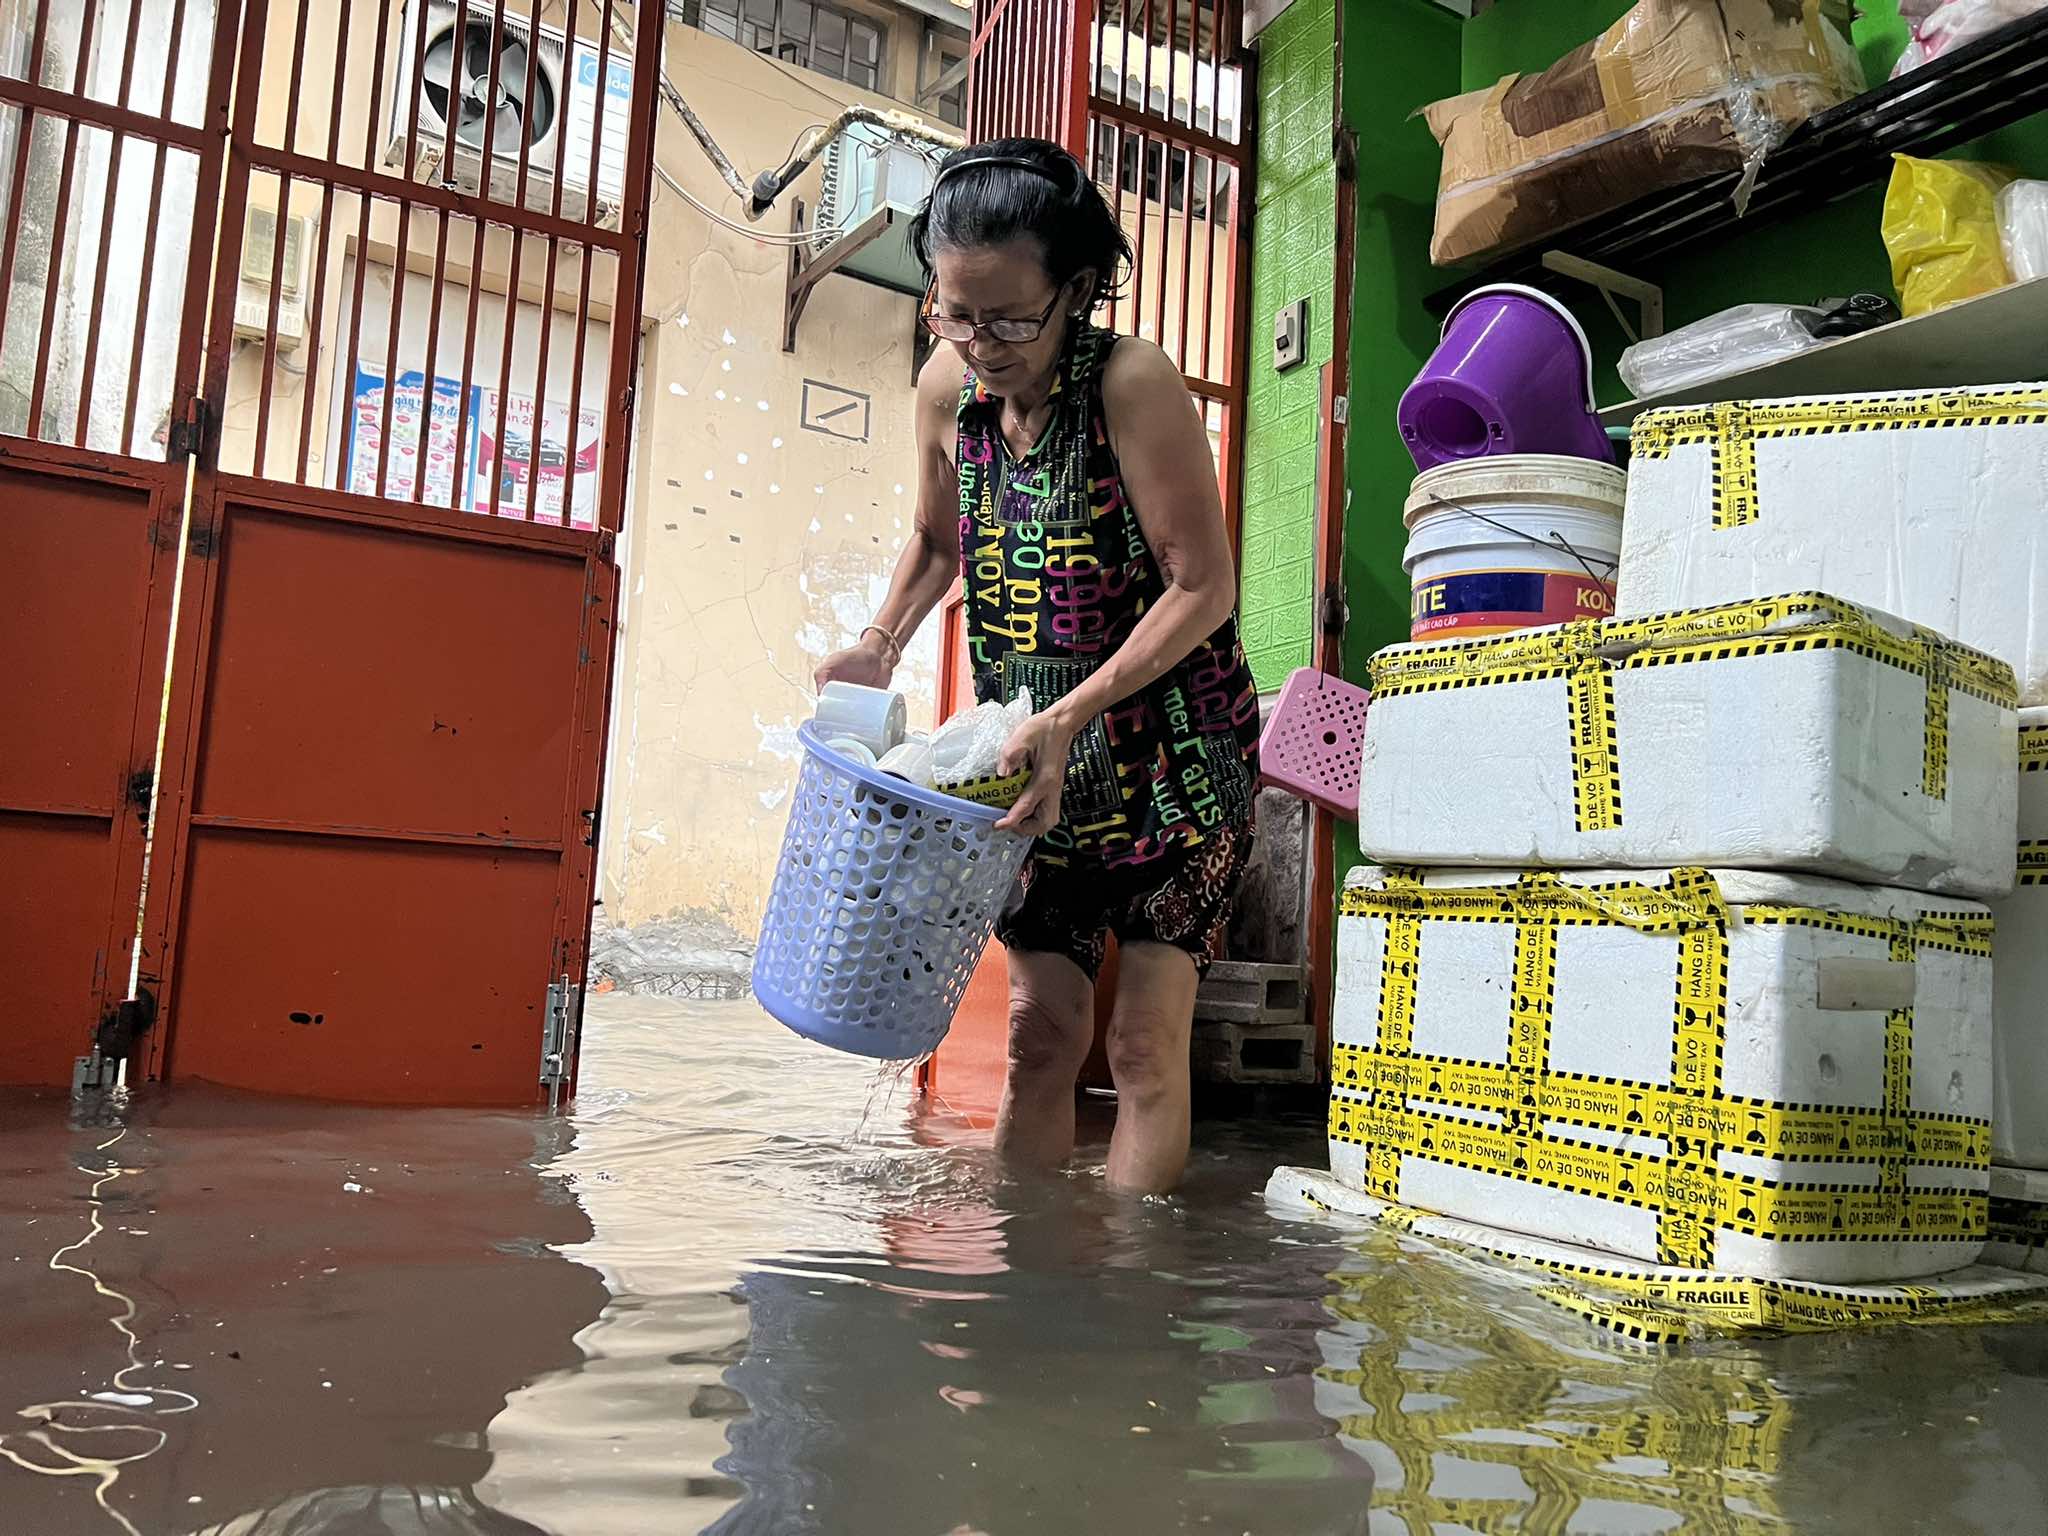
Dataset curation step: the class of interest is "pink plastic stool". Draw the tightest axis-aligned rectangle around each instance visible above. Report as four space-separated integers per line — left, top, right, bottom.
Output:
1257 667 1370 820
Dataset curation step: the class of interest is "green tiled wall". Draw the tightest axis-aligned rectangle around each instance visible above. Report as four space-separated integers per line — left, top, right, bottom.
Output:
1236 0 1336 693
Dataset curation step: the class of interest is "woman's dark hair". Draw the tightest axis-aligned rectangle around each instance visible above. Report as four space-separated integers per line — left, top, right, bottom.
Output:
909 138 1133 312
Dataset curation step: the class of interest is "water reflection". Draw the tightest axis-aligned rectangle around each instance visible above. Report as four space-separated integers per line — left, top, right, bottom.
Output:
8 997 2048 1536
710 1167 1371 1536
1 1087 606 1535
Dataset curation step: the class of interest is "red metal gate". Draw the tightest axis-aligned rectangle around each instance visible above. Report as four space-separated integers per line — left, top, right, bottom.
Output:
1 0 662 1103
966 0 1251 532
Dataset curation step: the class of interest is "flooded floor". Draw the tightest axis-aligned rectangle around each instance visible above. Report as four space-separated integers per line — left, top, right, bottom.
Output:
5 995 2048 1535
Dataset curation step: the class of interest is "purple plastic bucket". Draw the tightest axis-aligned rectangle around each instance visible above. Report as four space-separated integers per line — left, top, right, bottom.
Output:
1398 284 1614 471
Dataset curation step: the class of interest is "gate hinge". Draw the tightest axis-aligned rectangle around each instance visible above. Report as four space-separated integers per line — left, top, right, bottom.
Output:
167 392 215 465
76 987 157 1097
127 768 154 831
1319 581 1347 637
540 973 581 1110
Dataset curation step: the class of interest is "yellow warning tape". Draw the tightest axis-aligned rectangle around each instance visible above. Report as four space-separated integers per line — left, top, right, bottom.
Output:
1329 1092 1985 1243
1333 1044 1991 1164
1991 1194 2048 1252
2022 722 2048 774
2021 840 2048 887
1297 1176 2048 1347
1566 654 1622 831
1366 593 2017 829
1630 386 2048 529
1333 869 1993 1260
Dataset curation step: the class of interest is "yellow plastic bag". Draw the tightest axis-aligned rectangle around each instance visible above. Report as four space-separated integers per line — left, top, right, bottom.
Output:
1882 154 2017 316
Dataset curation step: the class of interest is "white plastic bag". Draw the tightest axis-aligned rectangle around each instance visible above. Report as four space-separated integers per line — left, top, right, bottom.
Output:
1617 303 1824 398
929 689 1034 788
1998 178 2048 283
876 734 936 789
1893 0 2048 77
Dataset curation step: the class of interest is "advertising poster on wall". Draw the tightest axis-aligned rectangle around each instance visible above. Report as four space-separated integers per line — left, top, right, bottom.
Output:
344 362 477 507
472 389 603 529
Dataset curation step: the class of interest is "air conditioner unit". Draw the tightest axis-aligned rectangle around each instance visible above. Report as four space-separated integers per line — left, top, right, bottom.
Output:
384 0 630 225
233 207 309 350
811 122 938 295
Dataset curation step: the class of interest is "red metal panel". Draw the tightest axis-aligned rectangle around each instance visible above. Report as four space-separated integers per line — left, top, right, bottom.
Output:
133 2 666 1103
140 480 612 1100
0 447 182 1085
162 829 565 1102
0 0 239 1086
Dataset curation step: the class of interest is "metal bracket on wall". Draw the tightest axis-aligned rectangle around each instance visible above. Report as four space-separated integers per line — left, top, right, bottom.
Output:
1537 252 1665 343
540 974 581 1112
784 197 902 354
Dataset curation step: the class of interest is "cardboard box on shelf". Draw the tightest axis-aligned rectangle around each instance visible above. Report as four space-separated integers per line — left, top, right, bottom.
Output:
1423 0 1862 268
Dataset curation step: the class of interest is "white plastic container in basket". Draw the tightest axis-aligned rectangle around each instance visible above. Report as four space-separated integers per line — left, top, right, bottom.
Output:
752 723 1032 1059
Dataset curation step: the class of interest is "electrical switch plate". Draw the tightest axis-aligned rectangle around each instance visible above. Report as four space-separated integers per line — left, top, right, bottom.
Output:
1273 298 1308 373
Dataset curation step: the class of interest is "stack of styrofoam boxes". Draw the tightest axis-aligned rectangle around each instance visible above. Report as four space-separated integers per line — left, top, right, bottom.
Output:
1619 382 2048 1283
1324 381 2048 1294
1988 711 2048 1275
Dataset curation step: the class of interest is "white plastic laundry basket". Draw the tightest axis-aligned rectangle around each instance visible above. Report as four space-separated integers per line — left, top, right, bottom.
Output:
752 723 1032 1059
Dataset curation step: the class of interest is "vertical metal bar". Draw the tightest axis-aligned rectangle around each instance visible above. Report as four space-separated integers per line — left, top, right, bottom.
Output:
252 0 317 477
493 231 531 517
1064 0 1090 156
437 0 476 179
560 238 595 526
593 0 661 535
452 211 488 514
529 232 560 515
1175 146 1194 373
418 9 474 507
71 0 150 447
475 0 516 521
1132 0 1154 336
513 0 549 208
1088 0 1102 102
377 0 441 498
0 0 56 369
416 0 477 501
1162 0 1176 136
342 0 398 493
27 0 105 438
524 0 579 521
119 0 189 455
561 0 617 525
415 204 454 501
1200 0 1222 378
298 0 356 482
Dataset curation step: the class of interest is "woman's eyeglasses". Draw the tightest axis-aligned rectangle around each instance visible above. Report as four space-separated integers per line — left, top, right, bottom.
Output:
920 288 1065 345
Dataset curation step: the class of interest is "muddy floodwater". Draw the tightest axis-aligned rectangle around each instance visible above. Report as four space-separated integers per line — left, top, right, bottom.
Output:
5 995 2048 1534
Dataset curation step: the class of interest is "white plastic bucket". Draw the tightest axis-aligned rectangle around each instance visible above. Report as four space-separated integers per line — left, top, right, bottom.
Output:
1402 454 1625 641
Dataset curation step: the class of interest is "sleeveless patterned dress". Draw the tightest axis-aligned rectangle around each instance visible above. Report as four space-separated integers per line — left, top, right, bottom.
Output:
954 326 1261 874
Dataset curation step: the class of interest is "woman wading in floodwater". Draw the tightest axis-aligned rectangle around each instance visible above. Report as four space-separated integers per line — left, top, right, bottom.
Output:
814 139 1260 1195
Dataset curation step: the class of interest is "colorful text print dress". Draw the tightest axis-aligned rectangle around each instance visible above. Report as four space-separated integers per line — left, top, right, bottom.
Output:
955 328 1260 871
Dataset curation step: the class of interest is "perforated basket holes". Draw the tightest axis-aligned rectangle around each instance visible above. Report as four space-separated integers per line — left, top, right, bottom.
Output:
1259 669 1371 817
755 741 1030 1051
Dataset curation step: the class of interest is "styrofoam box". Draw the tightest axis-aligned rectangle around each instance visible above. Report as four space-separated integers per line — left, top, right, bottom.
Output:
1360 595 2018 898
1987 1165 2048 1276
1330 864 1993 1283
1993 708 2048 1167
1618 383 2048 705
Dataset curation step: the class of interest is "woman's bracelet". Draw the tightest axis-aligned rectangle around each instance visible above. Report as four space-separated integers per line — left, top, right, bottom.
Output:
859 624 902 668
